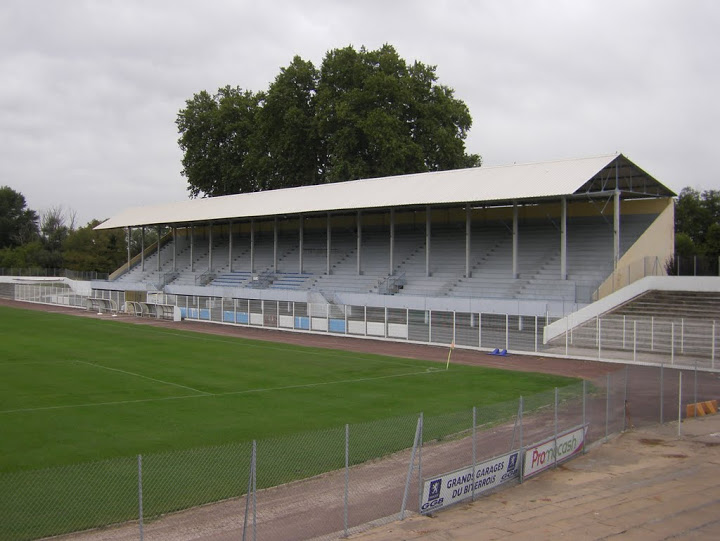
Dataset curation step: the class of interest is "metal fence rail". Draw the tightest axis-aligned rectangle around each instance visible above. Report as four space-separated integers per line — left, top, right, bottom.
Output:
7 283 719 371
1 365 718 541
5 282 719 373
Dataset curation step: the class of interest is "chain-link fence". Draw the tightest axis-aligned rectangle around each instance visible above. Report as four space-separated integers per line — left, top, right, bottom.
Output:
2 364 719 541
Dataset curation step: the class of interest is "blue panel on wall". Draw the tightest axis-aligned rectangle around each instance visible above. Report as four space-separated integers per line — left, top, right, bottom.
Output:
295 316 310 330
329 319 346 333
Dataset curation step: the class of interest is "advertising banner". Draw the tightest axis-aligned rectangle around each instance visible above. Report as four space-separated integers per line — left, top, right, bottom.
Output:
523 425 587 479
421 450 520 514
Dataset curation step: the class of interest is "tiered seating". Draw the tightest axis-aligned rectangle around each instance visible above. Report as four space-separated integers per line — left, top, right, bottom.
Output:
110 213 658 304
210 271 253 287
270 273 314 289
307 229 380 294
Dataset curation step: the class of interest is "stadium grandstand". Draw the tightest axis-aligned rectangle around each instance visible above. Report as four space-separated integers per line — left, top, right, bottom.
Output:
93 153 674 313
9 152 720 367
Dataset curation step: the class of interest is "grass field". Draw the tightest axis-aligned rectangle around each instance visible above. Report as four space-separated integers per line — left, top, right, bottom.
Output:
0 304 582 539
0 304 576 473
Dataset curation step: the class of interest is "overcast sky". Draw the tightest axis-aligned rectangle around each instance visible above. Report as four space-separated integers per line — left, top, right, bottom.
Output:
2 0 718 227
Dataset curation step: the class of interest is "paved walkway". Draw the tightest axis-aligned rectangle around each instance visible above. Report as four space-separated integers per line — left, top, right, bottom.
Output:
350 416 720 540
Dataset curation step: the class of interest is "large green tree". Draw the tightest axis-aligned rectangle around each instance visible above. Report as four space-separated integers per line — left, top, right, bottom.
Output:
0 186 39 249
673 187 720 274
177 44 480 197
62 220 128 273
177 87 264 197
675 188 720 254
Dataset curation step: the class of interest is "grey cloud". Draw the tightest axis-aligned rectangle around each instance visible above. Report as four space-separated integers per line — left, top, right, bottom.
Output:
1 0 718 226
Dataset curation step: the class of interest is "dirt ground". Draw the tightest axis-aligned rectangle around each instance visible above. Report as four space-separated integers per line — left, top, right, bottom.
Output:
4 298 720 540
350 414 720 540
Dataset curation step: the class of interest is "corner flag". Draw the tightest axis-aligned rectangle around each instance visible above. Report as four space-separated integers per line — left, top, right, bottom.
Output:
445 341 455 370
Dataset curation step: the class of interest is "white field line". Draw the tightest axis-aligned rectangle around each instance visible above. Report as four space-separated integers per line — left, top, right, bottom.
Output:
0 367 443 415
73 359 211 395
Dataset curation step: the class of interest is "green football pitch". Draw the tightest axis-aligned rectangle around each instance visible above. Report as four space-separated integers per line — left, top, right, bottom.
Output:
0 304 575 473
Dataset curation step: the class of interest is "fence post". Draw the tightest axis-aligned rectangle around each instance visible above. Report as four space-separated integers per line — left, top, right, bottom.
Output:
505 314 509 351
651 316 654 351
242 441 257 541
694 358 698 418
138 454 144 541
519 396 524 481
452 311 456 346
598 317 602 360
417 412 423 513
681 318 685 354
554 387 558 469
623 315 626 349
400 414 423 520
605 373 610 442
660 359 665 424
534 315 538 353
713 320 717 370
428 310 432 343
671 322 675 365
678 373 683 437
406 308 409 341
623 365 629 431
471 406 477 498
478 312 482 348
633 321 637 362
344 424 349 538
582 381 587 454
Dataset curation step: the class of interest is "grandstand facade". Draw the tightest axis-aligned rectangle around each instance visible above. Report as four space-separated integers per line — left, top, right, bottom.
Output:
94 153 675 318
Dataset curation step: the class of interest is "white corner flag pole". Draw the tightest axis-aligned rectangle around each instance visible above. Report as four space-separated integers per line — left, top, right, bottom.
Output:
446 341 455 370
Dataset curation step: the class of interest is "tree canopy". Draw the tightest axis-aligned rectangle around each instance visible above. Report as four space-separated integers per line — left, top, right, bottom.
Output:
0 189 135 274
674 187 720 257
177 44 480 197
673 187 720 274
0 186 39 249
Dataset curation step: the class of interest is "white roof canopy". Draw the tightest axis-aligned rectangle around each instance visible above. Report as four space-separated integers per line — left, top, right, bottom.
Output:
95 153 674 230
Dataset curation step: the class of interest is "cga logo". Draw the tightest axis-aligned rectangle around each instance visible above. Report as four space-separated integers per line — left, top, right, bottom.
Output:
428 479 442 501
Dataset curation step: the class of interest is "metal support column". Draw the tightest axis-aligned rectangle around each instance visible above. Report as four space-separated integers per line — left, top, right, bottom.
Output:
250 219 255 273
141 227 145 271
273 217 278 273
172 227 177 271
389 208 395 275
228 221 233 272
357 210 362 275
560 196 567 280
613 181 621 270
425 206 431 277
512 203 518 279
298 215 304 273
326 213 332 275
465 204 472 278
208 222 213 271
190 225 194 272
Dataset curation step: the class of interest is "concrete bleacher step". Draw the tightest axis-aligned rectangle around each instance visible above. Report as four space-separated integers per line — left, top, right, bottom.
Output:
109 214 656 305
